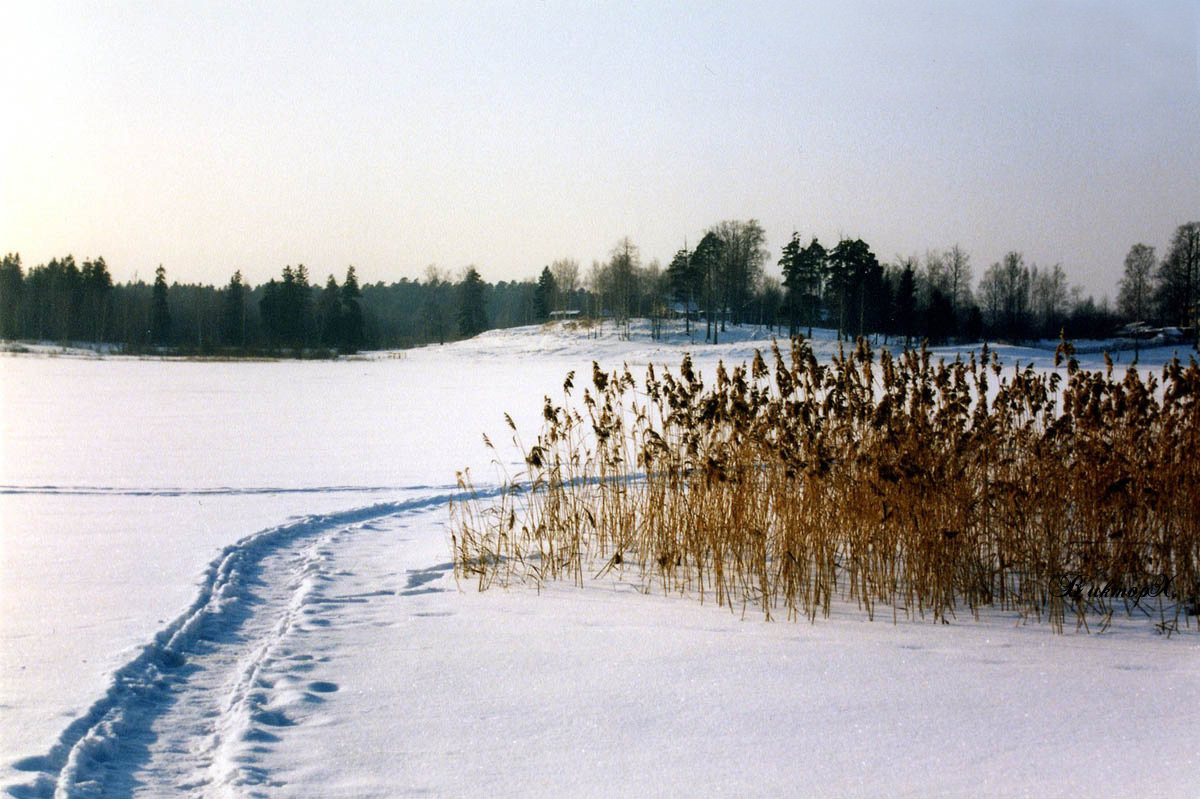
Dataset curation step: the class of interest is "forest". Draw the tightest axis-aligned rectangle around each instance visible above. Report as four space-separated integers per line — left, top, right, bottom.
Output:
0 219 1196 354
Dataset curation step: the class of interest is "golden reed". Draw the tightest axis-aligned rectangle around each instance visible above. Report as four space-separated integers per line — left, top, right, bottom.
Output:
453 338 1199 634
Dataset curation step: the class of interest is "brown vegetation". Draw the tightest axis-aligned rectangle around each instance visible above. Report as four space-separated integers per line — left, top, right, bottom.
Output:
453 338 1200 634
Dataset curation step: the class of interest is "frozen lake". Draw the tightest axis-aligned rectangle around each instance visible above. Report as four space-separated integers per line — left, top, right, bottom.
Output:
1 343 593 789
3 324 1198 797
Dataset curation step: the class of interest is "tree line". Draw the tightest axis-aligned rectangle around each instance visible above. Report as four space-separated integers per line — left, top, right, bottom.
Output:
0 257 576 353
0 220 1195 353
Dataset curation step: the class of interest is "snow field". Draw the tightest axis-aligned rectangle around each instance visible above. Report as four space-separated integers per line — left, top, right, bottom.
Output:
2 320 1198 797
0 349 576 791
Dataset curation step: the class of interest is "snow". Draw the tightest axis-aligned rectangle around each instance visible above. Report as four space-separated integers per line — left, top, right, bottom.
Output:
2 321 1198 797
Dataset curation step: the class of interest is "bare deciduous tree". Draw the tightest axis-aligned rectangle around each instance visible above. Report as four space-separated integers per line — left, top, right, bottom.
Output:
920 250 949 310
1155 222 1200 336
711 219 768 328
978 252 1030 339
550 258 579 312
945 244 972 318
1030 263 1069 337
1118 243 1155 323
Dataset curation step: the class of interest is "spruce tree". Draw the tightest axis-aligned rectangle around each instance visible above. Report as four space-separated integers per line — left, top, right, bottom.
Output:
259 278 281 346
0 253 22 340
151 265 171 345
340 266 365 351
221 270 247 347
318 274 341 347
457 267 488 337
534 266 556 321
80 257 112 345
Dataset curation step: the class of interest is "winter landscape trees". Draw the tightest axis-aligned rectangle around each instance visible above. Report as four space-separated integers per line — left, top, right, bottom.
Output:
1156 222 1200 331
1 220 1197 354
457 267 488 338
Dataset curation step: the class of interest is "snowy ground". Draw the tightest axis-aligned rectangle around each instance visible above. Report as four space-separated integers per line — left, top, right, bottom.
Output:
2 321 1198 797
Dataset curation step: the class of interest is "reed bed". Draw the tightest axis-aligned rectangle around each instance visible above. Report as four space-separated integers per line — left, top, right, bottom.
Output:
452 338 1200 634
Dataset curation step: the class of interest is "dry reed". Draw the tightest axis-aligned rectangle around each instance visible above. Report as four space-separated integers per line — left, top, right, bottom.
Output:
452 338 1200 634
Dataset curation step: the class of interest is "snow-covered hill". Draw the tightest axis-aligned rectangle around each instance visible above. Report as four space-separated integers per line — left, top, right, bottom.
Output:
407 317 1192 374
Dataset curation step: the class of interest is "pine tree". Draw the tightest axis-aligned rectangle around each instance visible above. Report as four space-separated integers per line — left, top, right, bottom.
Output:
692 232 724 343
826 238 879 338
779 234 802 335
781 235 825 337
825 242 852 340
666 246 700 337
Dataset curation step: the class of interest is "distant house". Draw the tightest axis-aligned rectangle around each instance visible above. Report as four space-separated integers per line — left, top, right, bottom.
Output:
1115 322 1189 346
1159 327 1189 344
1115 322 1155 339
549 309 581 320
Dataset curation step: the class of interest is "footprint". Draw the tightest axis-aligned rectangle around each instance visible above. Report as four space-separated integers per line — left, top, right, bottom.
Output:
11 755 52 772
308 681 339 693
252 709 294 727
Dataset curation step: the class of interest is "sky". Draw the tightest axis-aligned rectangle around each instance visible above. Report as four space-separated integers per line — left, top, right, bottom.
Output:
1 1 1197 299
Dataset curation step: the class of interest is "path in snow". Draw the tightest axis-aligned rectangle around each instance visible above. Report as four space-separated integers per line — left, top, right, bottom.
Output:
0 485 432 497
10 486 1200 798
6 490 464 798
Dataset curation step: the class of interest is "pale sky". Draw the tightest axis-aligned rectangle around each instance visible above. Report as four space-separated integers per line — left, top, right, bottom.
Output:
2 1 1197 299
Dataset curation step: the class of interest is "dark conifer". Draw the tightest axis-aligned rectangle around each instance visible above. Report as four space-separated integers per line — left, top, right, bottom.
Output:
151 265 171 345
458 267 488 337
534 266 556 321
340 266 365 351
318 274 341 347
896 264 916 347
221 270 247 347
